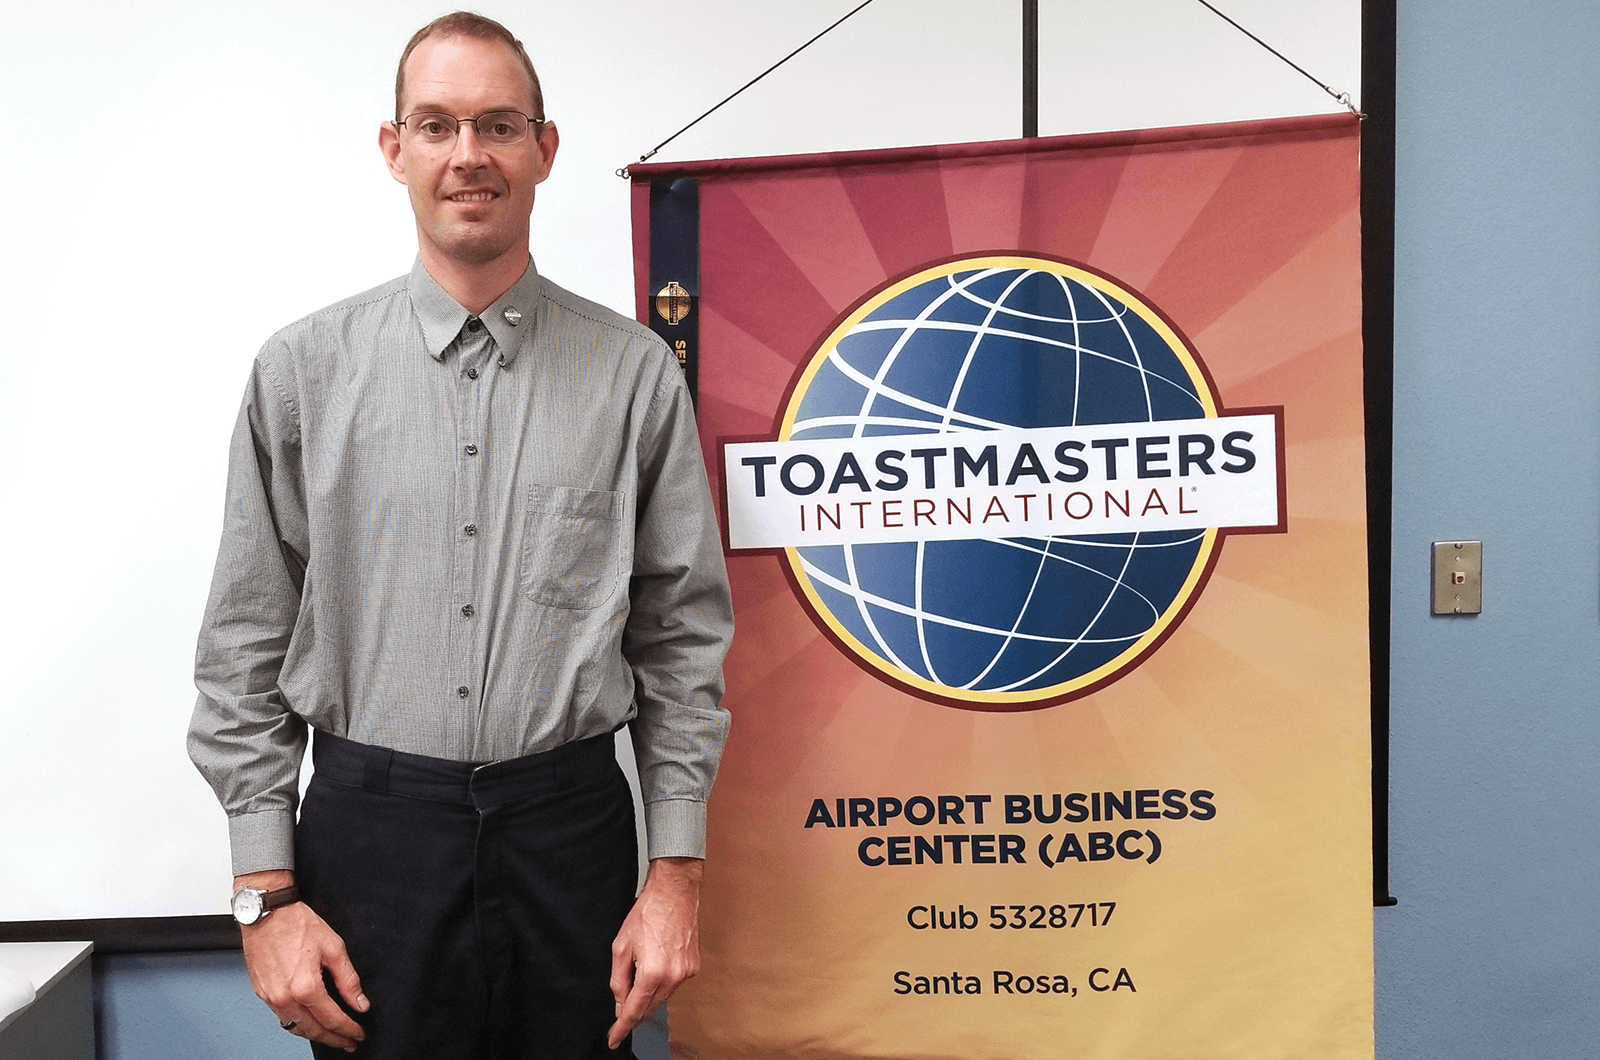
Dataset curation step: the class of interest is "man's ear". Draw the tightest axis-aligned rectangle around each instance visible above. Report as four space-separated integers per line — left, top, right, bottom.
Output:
532 120 560 185
378 122 407 184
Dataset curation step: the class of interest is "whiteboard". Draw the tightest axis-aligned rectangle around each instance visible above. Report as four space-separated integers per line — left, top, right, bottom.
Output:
0 0 1359 924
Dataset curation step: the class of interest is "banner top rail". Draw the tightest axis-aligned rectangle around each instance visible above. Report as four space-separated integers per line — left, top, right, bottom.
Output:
627 111 1358 181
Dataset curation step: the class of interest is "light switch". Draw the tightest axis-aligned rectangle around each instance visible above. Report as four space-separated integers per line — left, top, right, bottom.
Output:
1431 540 1482 615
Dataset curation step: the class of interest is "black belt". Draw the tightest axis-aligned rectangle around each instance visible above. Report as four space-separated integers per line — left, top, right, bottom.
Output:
311 729 617 808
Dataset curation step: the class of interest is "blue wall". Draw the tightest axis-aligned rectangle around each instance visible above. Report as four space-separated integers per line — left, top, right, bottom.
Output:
95 954 299 1060
91 1 1600 1056
94 953 670 1059
1377 0 1600 1054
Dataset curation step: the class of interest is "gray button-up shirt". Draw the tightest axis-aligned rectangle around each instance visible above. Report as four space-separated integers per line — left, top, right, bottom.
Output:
188 259 733 875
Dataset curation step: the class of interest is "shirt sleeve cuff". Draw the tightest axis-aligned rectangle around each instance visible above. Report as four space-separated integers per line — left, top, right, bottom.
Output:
228 808 297 877
644 798 708 860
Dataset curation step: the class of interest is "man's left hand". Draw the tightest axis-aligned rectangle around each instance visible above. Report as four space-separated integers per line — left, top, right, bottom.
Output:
607 856 703 1049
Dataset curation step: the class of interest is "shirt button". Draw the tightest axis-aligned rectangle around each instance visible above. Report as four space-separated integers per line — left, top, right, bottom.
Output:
464 523 477 536
461 604 475 617
456 686 469 698
497 355 507 368
466 367 479 380
464 444 478 456
466 318 482 333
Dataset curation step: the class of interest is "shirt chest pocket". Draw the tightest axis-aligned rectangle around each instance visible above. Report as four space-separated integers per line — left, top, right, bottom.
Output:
520 484 624 610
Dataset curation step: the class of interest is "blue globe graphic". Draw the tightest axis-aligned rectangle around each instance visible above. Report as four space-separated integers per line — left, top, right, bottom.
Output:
785 259 1216 706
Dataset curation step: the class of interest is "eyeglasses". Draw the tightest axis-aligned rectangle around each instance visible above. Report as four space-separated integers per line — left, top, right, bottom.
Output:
396 111 545 147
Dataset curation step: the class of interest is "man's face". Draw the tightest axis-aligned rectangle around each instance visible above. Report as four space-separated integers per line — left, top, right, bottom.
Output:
379 35 557 270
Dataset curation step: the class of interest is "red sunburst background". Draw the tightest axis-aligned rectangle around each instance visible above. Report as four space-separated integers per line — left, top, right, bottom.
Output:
632 114 1370 1060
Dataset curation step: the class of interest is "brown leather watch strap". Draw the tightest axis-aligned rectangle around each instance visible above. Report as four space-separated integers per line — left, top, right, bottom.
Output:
261 885 300 914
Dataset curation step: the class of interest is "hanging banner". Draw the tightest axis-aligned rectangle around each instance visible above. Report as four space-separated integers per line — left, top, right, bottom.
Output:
632 113 1369 1060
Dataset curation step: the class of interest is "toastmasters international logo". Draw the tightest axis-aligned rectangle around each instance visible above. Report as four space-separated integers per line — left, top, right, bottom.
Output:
724 255 1285 710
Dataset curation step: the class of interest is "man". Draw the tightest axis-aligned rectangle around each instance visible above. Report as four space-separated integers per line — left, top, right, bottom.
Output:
188 13 732 1058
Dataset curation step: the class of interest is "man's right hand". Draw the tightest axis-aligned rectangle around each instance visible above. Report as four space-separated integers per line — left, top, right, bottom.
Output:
235 870 370 1052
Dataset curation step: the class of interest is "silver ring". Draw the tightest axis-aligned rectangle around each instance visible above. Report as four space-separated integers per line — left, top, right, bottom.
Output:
280 1020 297 1031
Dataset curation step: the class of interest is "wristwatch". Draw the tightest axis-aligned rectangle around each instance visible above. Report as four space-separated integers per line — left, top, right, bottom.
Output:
230 884 300 926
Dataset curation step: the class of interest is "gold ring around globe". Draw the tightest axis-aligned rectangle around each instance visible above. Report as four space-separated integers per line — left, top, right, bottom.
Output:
778 254 1223 709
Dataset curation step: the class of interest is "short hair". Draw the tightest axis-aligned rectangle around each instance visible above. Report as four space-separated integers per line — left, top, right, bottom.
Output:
394 11 545 121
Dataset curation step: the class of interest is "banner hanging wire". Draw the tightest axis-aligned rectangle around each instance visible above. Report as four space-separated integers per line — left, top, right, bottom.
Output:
1193 0 1362 118
617 0 1359 178
616 0 879 178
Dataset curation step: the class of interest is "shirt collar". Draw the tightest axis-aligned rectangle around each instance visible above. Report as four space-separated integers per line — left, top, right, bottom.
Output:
407 257 542 368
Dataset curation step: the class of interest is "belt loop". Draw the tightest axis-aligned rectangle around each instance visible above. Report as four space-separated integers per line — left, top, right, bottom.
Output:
362 746 394 794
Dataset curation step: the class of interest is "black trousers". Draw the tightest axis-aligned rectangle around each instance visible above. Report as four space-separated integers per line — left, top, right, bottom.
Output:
297 730 639 1060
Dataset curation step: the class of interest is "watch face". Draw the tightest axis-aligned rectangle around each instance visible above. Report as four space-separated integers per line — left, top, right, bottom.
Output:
232 889 264 925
